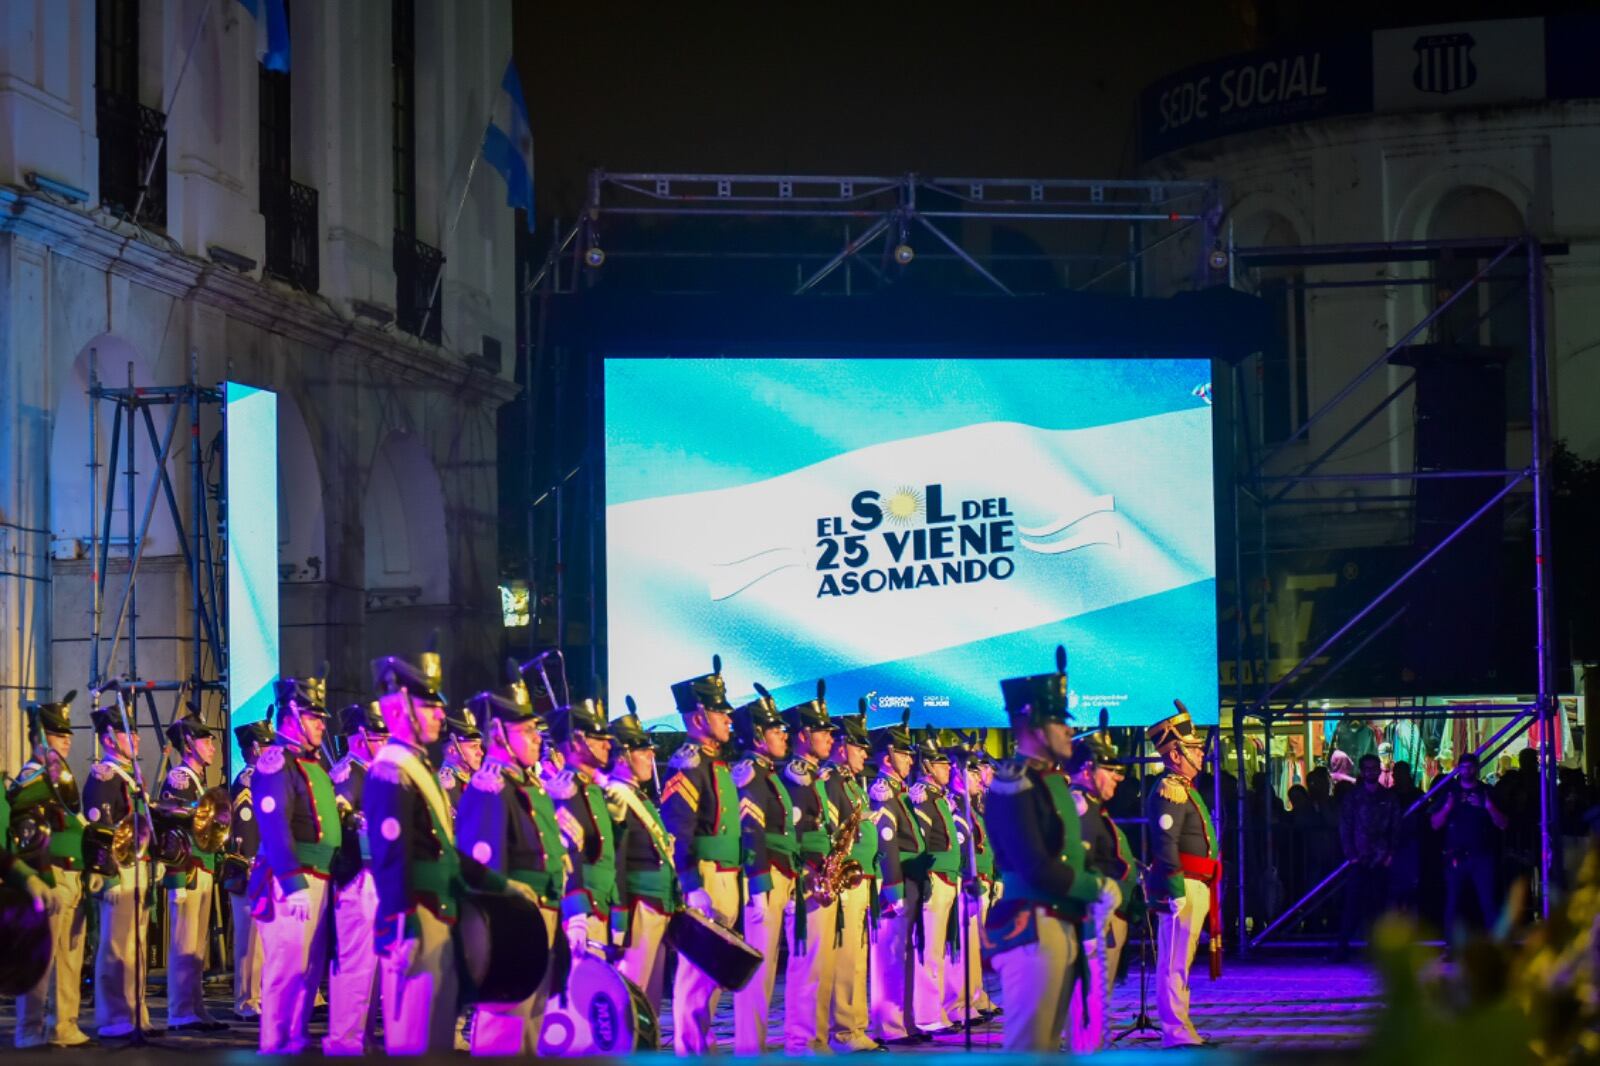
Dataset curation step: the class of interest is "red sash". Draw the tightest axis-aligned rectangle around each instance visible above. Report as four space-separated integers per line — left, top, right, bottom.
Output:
1180 851 1223 978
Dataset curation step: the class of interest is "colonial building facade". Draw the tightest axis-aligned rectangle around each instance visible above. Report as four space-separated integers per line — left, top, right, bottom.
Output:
0 0 517 770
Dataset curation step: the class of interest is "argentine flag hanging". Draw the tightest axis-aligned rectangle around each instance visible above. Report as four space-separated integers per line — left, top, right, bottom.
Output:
482 59 535 232
236 0 290 72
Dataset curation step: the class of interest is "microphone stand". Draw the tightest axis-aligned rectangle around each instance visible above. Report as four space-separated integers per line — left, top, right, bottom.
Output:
959 775 978 1051
1113 730 1160 1045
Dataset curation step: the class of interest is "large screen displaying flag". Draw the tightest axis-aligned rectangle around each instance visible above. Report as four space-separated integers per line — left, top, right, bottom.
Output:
604 357 1217 729
224 381 279 770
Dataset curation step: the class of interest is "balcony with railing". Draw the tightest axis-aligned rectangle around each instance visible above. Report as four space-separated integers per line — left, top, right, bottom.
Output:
261 172 319 292
394 230 444 343
96 89 167 227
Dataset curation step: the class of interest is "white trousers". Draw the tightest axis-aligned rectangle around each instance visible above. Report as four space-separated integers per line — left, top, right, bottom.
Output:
257 875 332 1054
380 905 459 1054
230 890 262 1015
166 867 217 1026
829 877 875 1050
94 864 153 1037
734 867 796 1054
1068 892 1127 1052
912 873 957 1031
324 870 382 1054
16 869 88 1047
671 863 740 1055
784 887 838 1053
868 881 919 1041
944 883 996 1022
1156 877 1210 1048
995 909 1080 1052
616 898 671 1017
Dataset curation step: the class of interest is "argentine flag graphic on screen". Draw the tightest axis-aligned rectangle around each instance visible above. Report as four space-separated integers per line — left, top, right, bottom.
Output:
604 358 1218 729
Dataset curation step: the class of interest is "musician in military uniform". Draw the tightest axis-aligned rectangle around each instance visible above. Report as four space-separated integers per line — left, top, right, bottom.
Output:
783 685 839 1055
455 676 568 1054
909 738 960 1035
252 676 341 1053
867 713 925 1046
367 650 530 1054
945 736 999 1026
1145 704 1220 1050
11 691 91 1048
825 706 880 1053
606 704 676 1017
438 710 484 809
661 657 741 1056
984 650 1112 1052
1065 729 1137 1053
157 713 228 1031
227 720 272 1023
547 697 617 958
324 703 386 1054
83 701 155 1039
727 686 794 1055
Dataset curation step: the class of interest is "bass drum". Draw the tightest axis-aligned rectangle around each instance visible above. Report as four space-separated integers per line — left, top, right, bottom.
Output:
538 955 659 1054
0 882 51 996
666 908 763 992
456 890 549 1005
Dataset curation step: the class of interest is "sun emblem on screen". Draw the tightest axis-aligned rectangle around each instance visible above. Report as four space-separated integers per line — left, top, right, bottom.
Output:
881 486 924 525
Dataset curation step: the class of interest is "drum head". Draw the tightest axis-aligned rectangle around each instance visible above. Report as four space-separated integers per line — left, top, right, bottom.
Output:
538 956 656 1055
0 884 51 996
458 891 549 1005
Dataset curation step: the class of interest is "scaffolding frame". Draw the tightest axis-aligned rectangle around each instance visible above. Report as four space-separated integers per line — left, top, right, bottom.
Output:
1224 235 1564 950
85 349 228 758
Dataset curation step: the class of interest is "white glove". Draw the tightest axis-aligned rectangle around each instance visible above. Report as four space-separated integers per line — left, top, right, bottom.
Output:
279 887 311 922
565 915 590 959
86 873 106 896
686 888 715 917
1098 878 1123 912
173 888 189 906
505 880 538 905
23 875 50 916
384 937 422 978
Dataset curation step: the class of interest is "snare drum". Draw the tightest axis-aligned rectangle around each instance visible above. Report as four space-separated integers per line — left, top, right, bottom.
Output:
665 908 764 992
538 955 660 1054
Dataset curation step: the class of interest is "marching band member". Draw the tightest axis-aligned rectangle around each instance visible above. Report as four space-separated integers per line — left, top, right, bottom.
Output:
367 650 531 1054
1065 729 1139 1053
438 710 484 810
731 686 796 1055
158 713 228 1032
945 736 999 1026
455 675 568 1054
12 691 91 1048
1146 703 1221 1050
227 720 272 1023
83 702 153 1040
783 685 839 1055
910 738 959 1036
252 676 340 1054
825 706 880 1053
324 703 387 1054
547 697 618 957
662 657 741 1056
606 705 676 1019
985 649 1111 1052
867 712 925 1046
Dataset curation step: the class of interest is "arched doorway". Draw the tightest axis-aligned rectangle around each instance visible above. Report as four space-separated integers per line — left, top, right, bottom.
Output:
361 430 451 681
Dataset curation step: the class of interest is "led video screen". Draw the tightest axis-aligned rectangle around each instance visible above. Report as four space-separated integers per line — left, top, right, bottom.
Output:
224 381 279 769
604 357 1217 729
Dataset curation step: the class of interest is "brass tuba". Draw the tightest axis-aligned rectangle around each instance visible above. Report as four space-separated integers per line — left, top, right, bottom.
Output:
192 786 231 853
803 801 866 906
151 786 230 865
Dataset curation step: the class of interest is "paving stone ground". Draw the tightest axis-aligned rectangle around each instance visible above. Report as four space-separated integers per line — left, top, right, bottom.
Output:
0 956 1381 1059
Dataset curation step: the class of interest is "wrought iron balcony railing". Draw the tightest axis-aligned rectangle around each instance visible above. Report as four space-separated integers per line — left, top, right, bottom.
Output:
96 89 166 227
394 230 443 343
261 171 319 292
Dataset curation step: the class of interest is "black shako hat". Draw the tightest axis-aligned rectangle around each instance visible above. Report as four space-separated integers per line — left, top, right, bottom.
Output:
999 646 1072 728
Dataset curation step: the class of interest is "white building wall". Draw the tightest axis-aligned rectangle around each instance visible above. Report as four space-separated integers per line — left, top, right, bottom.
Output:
0 0 519 776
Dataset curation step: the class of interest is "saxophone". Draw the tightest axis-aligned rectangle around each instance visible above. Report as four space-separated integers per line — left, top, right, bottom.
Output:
804 801 866 906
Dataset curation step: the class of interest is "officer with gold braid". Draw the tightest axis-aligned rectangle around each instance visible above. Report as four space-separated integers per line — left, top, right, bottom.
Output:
455 670 569 1054
11 691 91 1048
547 697 616 961
661 656 741 1055
825 706 880 1053
983 648 1112 1052
605 702 676 1021
782 682 839 1055
730 684 795 1055
252 675 341 1054
1145 702 1220 1050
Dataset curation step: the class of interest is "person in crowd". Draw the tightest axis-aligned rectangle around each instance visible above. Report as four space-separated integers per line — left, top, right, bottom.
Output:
1430 751 1508 944
1335 753 1398 962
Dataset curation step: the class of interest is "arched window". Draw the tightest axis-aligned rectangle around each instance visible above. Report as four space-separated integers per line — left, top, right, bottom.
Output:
362 430 449 608
1426 186 1529 424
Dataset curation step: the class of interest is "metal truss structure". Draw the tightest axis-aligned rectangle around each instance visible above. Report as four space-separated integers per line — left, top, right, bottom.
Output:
85 350 228 754
1225 236 1564 949
528 170 1223 297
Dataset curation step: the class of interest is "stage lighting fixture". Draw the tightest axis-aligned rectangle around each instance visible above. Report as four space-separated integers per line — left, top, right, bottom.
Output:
893 243 915 265
1208 248 1230 271
584 245 606 268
